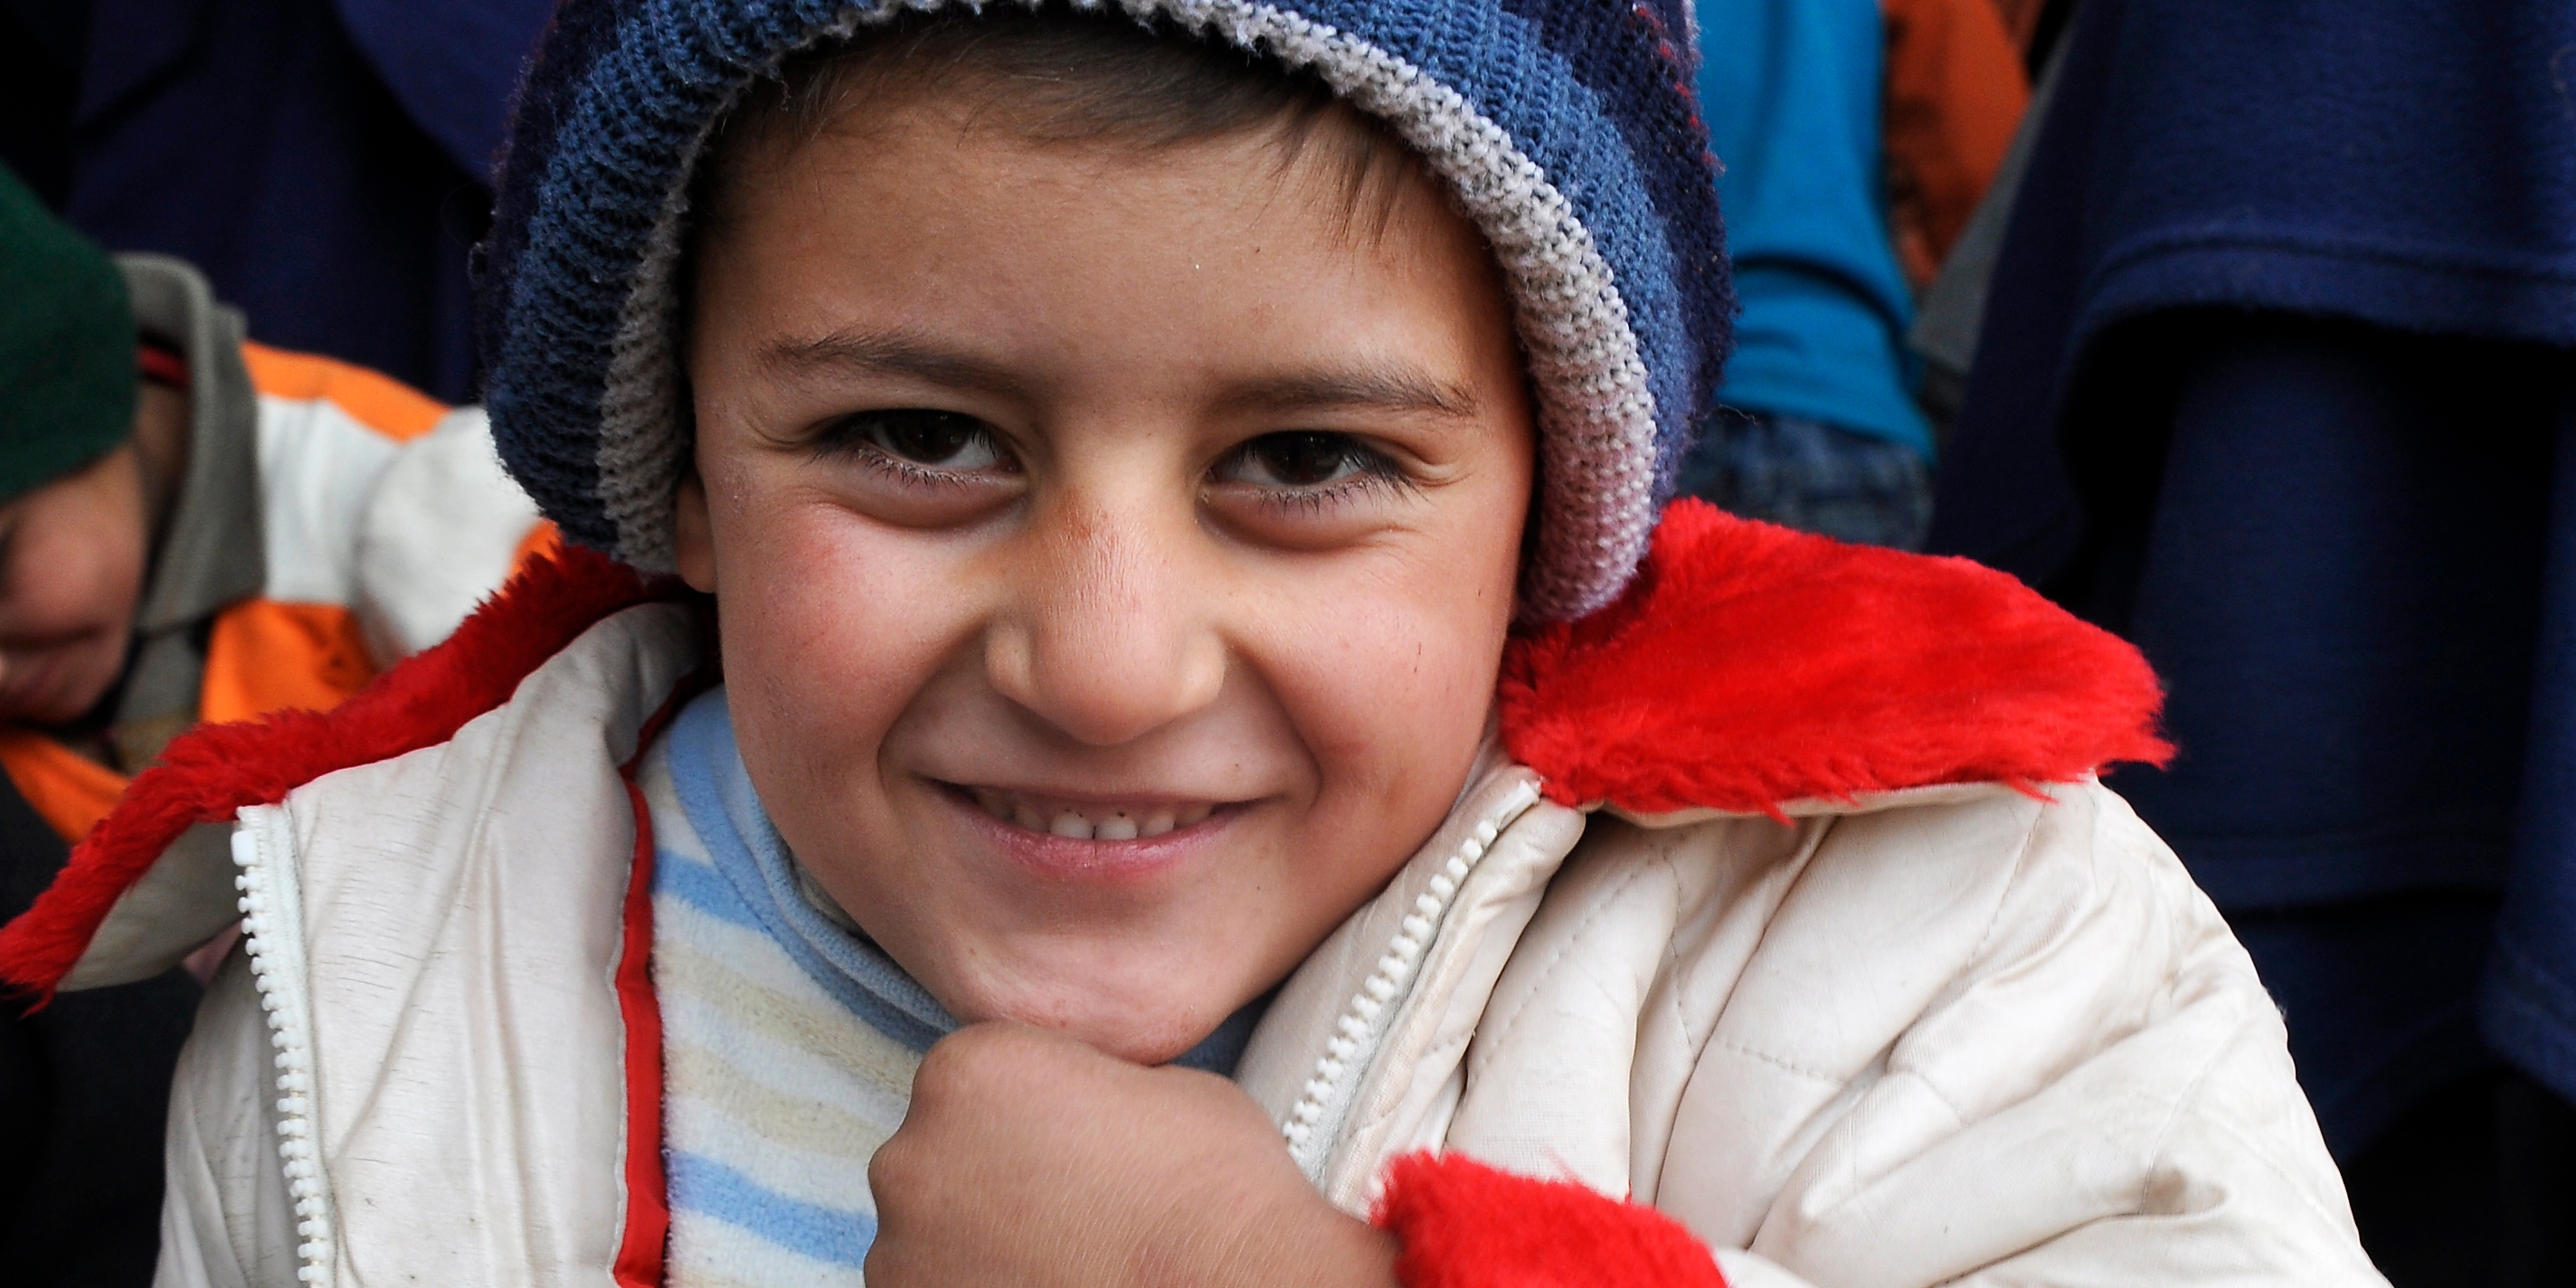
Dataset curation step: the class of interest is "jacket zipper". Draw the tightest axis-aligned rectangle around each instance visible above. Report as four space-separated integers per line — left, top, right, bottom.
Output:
232 806 338 1285
1279 780 1540 1182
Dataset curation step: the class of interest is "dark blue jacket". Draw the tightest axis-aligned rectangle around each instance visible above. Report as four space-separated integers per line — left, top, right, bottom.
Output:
1927 0 2576 1149
1933 0 2576 578
43 0 552 402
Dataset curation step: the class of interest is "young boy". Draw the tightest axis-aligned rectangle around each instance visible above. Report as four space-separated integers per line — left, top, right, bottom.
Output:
2 4 2383 1286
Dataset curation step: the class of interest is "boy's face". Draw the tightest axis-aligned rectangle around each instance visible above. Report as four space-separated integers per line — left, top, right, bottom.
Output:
681 99 1535 1063
0 438 148 724
0 384 185 726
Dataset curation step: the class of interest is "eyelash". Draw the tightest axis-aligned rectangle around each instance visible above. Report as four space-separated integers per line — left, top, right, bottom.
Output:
816 413 1419 511
810 412 1012 490
850 446 997 492
1219 442 1417 514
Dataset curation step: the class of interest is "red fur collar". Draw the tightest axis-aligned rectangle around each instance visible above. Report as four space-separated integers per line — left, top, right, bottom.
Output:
1 503 2166 1000
1501 500 2170 816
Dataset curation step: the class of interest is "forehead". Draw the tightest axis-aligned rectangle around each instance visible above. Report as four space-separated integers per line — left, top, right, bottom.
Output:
702 62 1433 249
686 104 1512 402
696 13 1416 224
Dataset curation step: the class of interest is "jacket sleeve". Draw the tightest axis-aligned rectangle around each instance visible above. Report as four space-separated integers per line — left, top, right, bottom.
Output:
156 945 298 1288
1690 785 2384 1287
1371 1152 1952 1288
1418 782 2383 1288
350 405 546 666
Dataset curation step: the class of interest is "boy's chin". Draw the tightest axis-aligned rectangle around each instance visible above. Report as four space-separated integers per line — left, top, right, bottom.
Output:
950 968 1263 1067
0 644 122 726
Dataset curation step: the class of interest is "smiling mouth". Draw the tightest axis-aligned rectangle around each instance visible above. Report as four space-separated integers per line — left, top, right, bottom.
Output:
955 786 1218 840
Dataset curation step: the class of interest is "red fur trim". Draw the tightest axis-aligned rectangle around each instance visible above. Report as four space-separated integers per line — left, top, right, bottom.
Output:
1501 501 2172 816
1373 1152 1727 1288
0 546 682 1005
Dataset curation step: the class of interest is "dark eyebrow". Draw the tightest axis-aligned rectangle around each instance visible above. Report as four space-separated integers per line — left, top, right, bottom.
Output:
758 328 1037 402
1213 367 1482 421
760 327 1479 421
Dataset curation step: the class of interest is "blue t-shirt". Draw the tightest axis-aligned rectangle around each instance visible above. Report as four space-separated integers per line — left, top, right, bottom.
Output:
1695 0 1934 457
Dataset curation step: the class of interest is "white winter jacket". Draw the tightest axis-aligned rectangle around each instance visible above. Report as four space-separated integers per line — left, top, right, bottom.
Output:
0 506 2386 1288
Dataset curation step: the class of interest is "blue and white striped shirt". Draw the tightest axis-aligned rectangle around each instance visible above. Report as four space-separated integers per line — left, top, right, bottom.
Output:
646 688 950 1284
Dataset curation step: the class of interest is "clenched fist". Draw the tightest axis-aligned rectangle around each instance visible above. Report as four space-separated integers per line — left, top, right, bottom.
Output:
865 1021 1403 1288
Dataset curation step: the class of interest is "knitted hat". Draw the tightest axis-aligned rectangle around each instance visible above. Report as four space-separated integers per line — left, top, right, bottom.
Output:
479 0 1732 621
0 167 137 507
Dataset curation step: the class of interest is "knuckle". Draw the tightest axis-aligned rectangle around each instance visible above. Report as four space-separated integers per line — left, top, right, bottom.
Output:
919 1021 1019 1093
868 1136 917 1196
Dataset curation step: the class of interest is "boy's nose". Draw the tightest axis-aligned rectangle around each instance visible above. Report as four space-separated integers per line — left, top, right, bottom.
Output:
981 503 1227 747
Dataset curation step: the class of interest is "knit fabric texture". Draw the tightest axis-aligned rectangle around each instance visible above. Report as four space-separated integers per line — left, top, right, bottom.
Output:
0 166 136 506
648 687 931 1283
477 0 1733 621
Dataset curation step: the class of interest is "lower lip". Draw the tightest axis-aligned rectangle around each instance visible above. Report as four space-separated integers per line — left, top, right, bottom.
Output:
942 787 1234 885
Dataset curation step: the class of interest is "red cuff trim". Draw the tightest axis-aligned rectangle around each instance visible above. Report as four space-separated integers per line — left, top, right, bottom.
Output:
1373 1152 1727 1288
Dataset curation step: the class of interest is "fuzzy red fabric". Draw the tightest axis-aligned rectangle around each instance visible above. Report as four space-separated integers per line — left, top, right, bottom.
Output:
0 546 680 1005
1374 1152 1728 1288
1501 500 2173 816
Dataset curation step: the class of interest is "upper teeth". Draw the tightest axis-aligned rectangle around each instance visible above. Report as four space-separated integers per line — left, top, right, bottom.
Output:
971 791 1212 839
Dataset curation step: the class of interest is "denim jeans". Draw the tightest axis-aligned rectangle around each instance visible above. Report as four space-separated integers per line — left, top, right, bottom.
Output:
1673 410 1933 550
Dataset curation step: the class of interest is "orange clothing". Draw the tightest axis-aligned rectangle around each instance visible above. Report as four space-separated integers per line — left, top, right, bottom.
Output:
0 731 128 845
1987 0 2050 52
2 343 539 843
197 600 382 728
1883 0 2031 289
239 342 447 441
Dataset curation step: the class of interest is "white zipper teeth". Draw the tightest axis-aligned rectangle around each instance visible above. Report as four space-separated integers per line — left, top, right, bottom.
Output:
232 818 335 1283
1281 782 1538 1170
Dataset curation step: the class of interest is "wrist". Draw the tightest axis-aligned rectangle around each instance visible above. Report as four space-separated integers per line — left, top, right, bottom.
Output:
1316 1208 1405 1288
1215 1190 1402 1288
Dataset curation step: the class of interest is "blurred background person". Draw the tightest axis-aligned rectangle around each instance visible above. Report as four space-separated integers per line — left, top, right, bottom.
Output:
1927 1 2576 1283
1673 0 2028 549
0 168 541 1286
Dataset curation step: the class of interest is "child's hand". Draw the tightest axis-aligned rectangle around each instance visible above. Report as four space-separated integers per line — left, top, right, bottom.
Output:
867 1020 1404 1288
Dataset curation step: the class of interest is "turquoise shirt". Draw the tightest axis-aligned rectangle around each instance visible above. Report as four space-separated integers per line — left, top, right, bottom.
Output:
1697 0 1934 457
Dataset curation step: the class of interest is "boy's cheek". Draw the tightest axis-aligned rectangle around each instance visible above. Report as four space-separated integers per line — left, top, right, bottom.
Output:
1257 563 1511 760
718 513 979 759
0 462 151 721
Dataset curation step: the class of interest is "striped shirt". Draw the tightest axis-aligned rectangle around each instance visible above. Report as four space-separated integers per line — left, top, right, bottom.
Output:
645 687 955 1284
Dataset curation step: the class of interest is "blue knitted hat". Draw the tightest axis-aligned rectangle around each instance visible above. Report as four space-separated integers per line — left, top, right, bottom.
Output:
480 0 1731 620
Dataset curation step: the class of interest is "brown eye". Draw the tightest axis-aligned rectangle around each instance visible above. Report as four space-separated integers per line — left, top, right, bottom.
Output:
825 410 1008 470
1226 432 1364 488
